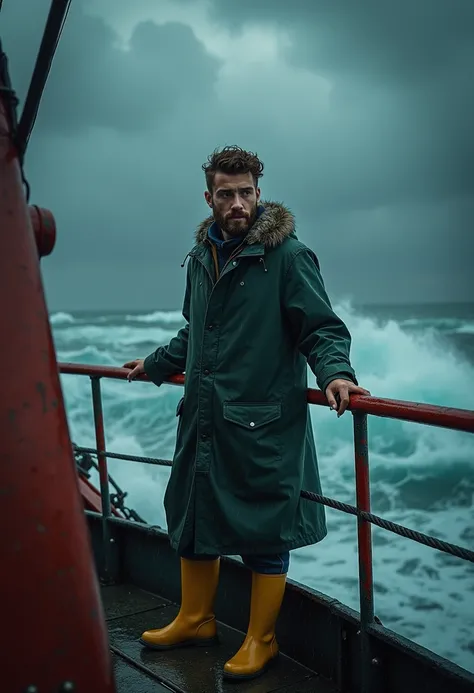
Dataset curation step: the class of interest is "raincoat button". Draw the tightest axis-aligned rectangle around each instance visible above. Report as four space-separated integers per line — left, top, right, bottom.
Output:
204 369 210 375
240 281 245 286
232 261 237 266
249 421 255 427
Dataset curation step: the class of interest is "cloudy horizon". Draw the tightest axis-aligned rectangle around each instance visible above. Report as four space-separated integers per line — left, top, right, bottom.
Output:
2 0 473 311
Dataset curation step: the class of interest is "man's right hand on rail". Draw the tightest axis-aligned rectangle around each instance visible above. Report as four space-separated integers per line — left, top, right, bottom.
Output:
123 358 145 381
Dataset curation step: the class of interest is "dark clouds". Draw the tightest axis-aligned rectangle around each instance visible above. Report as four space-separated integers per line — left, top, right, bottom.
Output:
210 0 474 196
1 0 472 309
206 0 474 227
1 0 224 307
2 0 220 134
207 0 474 80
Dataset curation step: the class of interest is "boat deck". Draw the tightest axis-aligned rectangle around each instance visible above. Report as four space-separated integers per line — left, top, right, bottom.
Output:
103 582 336 693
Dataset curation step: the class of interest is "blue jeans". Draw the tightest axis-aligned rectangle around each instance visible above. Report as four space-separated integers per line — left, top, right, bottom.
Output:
180 546 290 575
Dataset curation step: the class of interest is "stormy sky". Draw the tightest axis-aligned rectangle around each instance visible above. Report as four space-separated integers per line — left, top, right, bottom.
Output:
2 0 473 310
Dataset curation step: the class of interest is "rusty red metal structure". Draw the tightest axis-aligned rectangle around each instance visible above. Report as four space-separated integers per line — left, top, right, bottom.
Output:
0 36 115 693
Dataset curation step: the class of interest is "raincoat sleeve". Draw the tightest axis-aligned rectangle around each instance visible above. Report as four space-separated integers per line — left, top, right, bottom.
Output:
143 265 191 387
282 248 358 394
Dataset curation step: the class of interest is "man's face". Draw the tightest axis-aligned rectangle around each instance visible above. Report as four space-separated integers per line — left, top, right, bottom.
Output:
205 171 260 239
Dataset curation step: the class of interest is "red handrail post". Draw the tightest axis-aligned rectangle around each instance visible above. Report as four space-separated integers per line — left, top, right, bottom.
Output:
353 412 376 692
0 47 115 691
90 376 114 582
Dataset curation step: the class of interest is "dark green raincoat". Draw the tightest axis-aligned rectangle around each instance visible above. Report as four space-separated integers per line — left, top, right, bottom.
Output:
144 201 358 555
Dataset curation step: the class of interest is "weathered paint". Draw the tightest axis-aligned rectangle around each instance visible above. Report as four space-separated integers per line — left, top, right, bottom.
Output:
0 50 115 691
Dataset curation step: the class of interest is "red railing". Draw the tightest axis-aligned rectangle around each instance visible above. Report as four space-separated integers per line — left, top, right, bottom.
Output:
59 362 474 693
60 362 474 433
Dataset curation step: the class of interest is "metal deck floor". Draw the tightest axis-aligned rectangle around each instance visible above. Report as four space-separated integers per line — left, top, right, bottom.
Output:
102 583 336 693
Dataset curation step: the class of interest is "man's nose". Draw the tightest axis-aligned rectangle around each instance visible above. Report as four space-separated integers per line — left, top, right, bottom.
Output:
231 196 244 209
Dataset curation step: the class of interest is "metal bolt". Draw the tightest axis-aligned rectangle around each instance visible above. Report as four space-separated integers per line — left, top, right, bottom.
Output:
249 422 255 427
110 538 115 543
371 658 380 666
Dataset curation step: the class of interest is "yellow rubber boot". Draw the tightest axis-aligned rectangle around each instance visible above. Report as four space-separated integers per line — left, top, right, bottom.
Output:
140 557 220 650
223 571 287 680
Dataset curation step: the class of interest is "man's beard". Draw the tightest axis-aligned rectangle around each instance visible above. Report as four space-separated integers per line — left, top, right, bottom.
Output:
213 202 258 238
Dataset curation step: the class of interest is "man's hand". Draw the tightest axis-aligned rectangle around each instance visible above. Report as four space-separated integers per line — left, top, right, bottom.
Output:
325 378 371 418
123 358 145 382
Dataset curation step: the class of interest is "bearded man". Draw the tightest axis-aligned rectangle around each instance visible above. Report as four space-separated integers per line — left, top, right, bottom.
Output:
123 145 369 681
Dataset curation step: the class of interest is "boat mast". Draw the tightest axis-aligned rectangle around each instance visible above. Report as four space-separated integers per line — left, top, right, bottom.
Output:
0 2 116 690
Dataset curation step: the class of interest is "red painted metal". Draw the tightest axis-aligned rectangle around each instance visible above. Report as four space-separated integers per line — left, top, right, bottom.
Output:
353 414 374 620
29 204 56 257
78 474 124 517
78 475 105 514
59 362 183 383
58 363 474 433
92 379 112 509
91 376 114 580
0 76 115 690
353 413 375 689
308 389 474 433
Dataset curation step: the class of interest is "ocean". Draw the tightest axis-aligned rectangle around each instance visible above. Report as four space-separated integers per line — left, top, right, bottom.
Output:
51 301 474 673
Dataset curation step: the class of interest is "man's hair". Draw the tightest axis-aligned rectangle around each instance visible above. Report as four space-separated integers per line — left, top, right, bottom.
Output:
202 145 264 193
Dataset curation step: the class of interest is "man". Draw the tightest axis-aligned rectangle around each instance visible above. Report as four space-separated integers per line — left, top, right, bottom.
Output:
123 145 369 681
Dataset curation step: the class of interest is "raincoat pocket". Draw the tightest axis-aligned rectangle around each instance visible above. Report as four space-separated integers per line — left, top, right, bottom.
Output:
223 402 281 430
221 402 282 489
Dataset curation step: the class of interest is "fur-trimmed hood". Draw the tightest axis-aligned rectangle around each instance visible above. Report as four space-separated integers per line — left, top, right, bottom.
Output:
194 201 295 248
